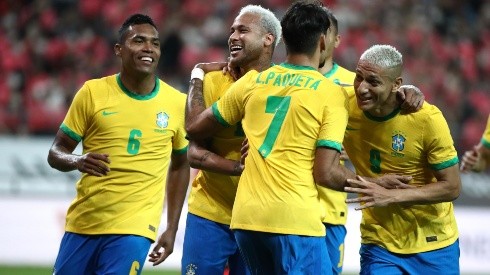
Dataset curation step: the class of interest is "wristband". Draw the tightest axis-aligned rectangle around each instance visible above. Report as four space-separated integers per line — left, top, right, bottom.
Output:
190 68 205 81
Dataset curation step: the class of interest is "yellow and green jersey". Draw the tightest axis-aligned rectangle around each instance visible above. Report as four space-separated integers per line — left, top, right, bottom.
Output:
212 63 349 236
482 115 490 149
60 74 188 241
318 63 356 225
343 99 459 254
187 72 243 225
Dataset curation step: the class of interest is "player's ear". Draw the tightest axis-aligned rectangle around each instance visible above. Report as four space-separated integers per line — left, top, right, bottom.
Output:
334 34 341 48
264 33 274 47
392 77 403 92
114 44 122 57
319 33 326 52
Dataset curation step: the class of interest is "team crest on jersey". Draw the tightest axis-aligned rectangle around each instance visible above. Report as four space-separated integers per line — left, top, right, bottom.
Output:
392 132 406 152
185 264 197 275
156 112 169 128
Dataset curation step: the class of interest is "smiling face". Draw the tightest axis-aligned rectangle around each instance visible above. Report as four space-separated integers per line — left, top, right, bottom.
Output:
354 59 402 115
115 23 160 76
228 12 268 68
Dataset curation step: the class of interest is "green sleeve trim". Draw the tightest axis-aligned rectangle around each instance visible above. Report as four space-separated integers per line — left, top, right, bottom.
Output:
172 146 188 155
430 156 459 170
316 140 342 153
211 103 231 127
482 138 490 149
60 123 82 142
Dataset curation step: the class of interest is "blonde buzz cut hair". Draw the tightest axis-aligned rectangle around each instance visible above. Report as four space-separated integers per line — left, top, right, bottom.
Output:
238 5 282 47
360 44 403 70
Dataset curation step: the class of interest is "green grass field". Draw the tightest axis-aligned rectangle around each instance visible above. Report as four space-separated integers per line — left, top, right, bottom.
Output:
0 265 180 275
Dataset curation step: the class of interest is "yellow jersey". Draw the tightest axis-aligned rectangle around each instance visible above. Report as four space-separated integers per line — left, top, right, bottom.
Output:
343 99 459 254
61 74 188 241
187 72 243 225
482 115 490 149
213 63 349 236
318 63 356 225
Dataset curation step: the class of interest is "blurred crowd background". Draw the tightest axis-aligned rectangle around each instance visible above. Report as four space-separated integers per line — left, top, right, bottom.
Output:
1 0 489 154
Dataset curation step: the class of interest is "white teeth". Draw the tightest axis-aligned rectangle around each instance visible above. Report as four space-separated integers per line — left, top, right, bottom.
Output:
230 46 242 51
141 57 152 62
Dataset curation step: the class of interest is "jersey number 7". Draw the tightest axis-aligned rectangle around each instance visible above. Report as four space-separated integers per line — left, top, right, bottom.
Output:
258 96 291 158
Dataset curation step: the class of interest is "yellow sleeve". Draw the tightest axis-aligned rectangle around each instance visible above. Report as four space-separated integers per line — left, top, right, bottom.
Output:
317 85 349 152
482 115 490 149
203 72 220 108
212 71 256 127
61 82 94 141
424 105 458 170
173 92 189 153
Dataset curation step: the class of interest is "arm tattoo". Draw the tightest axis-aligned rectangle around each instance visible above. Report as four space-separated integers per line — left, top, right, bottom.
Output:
233 161 242 175
190 79 205 111
199 151 212 164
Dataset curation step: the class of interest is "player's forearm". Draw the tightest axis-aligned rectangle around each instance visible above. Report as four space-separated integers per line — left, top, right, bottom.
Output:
316 163 357 191
396 179 460 205
47 146 80 172
314 147 357 191
330 164 357 190
185 78 205 130
188 149 242 176
165 157 190 232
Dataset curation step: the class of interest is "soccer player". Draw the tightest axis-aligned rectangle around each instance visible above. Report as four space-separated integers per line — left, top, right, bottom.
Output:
343 44 461 274
181 5 281 275
47 14 189 275
185 1 367 273
317 9 357 274
460 115 490 172
318 8 425 274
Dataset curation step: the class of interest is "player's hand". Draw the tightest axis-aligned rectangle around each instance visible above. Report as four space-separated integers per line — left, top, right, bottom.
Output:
397 85 424 114
345 176 397 210
375 174 414 189
195 62 228 74
148 229 176 266
460 146 483 172
75 153 110 176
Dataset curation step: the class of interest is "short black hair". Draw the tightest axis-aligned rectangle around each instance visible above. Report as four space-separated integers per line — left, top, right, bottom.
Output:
281 1 330 55
118 14 157 43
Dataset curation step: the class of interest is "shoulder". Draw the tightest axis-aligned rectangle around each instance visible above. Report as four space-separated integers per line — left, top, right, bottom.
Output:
84 75 116 88
337 65 356 76
158 79 186 98
414 101 444 120
205 71 234 83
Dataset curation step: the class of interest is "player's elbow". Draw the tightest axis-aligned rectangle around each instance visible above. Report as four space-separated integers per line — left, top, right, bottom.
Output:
185 122 200 140
47 151 56 169
447 181 461 202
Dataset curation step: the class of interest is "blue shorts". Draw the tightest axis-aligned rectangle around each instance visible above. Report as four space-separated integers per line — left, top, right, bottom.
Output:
360 239 460 275
324 223 347 275
234 229 330 275
181 213 249 275
53 232 151 275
